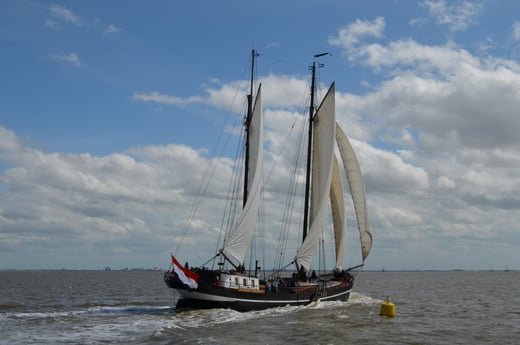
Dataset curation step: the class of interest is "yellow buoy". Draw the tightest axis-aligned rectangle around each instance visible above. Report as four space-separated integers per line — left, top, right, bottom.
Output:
380 296 396 317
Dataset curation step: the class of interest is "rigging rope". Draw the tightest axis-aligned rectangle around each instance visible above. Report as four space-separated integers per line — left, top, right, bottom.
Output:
216 125 246 268
173 55 252 257
173 51 343 275
273 115 307 274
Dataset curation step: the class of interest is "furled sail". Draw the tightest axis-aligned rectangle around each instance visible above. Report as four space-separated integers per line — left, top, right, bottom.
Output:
223 85 263 263
335 123 372 261
330 155 346 270
296 83 336 272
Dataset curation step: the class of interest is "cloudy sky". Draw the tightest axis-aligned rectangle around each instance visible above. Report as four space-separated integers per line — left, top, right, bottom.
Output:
1 0 519 270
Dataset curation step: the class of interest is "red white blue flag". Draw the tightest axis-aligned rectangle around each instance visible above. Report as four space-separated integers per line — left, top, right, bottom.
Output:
171 255 199 289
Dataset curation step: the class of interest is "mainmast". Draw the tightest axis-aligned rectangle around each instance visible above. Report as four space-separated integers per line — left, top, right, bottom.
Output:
302 52 328 242
243 49 259 207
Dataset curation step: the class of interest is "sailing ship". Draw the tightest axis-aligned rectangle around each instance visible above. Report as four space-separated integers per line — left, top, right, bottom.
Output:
164 50 372 311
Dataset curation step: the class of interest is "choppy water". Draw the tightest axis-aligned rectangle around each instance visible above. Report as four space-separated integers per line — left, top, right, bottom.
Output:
0 270 518 344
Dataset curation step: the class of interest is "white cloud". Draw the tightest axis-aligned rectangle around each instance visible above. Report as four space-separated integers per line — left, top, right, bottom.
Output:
328 20 520 269
50 52 82 67
44 4 121 37
349 39 479 74
44 4 82 30
50 4 81 25
356 141 429 193
133 91 203 106
0 127 23 153
265 42 279 49
328 17 385 51
43 19 60 30
436 175 456 189
103 24 123 36
4 11 520 270
4 32 520 269
133 74 308 111
0 127 232 268
409 17 427 28
513 21 520 41
422 0 483 31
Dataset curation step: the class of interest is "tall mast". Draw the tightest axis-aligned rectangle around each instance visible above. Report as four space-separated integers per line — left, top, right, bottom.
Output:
243 49 258 207
302 52 328 242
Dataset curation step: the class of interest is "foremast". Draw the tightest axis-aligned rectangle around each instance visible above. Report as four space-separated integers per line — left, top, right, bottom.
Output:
219 49 263 270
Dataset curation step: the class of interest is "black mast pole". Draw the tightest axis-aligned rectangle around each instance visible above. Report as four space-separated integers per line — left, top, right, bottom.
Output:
302 61 316 242
302 52 329 242
243 49 257 207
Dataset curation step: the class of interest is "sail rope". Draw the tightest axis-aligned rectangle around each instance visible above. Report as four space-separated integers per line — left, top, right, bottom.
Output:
173 57 252 257
212 124 247 270
245 159 267 277
172 52 367 276
260 53 304 73
272 116 307 275
264 117 301 274
258 188 266 278
264 78 317 275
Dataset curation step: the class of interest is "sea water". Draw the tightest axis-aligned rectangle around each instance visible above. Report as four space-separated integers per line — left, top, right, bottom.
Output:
0 270 518 344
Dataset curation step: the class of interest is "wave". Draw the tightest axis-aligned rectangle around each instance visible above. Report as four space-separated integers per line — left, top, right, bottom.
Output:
86 305 175 315
348 292 383 304
161 297 376 331
159 303 303 331
76 300 159 308
3 308 177 345
2 304 176 321
3 293 378 322
2 297 383 344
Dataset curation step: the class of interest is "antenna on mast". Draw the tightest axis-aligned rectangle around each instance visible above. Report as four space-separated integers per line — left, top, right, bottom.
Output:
314 52 330 58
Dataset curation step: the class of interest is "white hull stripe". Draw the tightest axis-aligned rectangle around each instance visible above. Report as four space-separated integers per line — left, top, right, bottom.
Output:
174 288 351 304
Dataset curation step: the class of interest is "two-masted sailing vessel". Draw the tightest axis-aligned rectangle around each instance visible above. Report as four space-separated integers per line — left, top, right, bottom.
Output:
164 50 373 311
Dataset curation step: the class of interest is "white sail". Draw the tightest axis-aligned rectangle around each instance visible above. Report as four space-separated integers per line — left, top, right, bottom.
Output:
296 83 336 272
335 122 372 261
330 155 346 270
223 85 263 263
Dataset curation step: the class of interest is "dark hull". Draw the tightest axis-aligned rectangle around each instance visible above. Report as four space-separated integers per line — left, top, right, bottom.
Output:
164 269 354 312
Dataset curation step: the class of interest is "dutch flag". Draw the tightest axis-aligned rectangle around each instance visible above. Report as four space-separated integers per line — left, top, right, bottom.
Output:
171 255 200 290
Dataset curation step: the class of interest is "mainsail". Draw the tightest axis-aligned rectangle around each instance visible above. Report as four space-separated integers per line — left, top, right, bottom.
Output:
295 83 336 272
335 123 372 261
295 82 372 271
222 85 263 264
